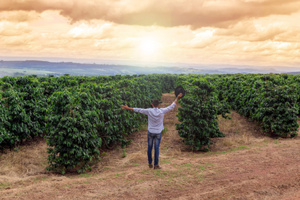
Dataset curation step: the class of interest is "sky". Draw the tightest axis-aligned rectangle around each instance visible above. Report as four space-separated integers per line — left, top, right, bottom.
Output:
0 0 300 68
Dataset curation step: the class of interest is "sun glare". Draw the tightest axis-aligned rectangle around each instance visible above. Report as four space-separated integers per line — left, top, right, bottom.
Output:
138 37 160 58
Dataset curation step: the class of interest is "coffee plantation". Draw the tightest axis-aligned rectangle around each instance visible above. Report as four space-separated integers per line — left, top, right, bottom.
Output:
0 73 299 173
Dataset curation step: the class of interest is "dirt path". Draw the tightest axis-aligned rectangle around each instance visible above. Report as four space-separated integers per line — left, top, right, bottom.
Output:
1 93 300 200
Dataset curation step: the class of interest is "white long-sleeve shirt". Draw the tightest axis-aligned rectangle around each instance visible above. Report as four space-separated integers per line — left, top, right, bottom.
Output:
133 102 176 134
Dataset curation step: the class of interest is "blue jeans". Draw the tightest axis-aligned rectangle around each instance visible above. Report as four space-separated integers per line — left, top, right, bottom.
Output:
147 131 162 166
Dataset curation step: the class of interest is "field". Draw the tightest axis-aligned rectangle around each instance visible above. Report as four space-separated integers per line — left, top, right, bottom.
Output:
1 93 299 200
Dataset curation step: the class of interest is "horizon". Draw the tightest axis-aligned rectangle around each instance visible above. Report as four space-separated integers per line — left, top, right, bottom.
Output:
1 0 300 69
1 59 300 74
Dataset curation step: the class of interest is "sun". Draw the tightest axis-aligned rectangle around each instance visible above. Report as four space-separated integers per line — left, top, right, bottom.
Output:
138 37 160 57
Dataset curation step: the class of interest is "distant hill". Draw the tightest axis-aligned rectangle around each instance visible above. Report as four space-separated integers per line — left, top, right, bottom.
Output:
287 72 300 75
0 60 298 77
0 60 204 77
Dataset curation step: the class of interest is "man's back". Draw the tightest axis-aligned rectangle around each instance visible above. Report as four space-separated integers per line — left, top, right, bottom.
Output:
133 102 176 134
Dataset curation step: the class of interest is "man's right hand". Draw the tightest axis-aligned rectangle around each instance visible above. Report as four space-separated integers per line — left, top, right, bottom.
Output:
121 104 134 111
121 104 129 110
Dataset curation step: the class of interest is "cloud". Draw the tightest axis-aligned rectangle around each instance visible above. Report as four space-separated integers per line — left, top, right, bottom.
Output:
215 21 286 42
1 0 300 28
0 11 40 22
67 22 113 39
0 21 31 36
1 1 300 67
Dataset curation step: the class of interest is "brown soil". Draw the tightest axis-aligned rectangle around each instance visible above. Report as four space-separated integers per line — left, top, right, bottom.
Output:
1 93 300 200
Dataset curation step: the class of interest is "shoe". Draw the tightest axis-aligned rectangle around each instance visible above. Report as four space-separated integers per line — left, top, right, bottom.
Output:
154 165 161 170
149 164 153 168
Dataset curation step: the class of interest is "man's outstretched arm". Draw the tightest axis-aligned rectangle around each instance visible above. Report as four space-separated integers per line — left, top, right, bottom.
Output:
121 104 150 115
161 93 183 114
121 104 134 111
174 93 183 104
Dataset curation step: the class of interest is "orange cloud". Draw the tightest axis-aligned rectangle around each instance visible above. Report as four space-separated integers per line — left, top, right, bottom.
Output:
0 11 40 22
67 22 113 39
1 0 300 28
1 1 300 67
215 21 286 42
0 21 31 36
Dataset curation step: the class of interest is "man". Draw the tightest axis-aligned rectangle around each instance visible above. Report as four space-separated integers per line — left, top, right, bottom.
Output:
121 93 183 169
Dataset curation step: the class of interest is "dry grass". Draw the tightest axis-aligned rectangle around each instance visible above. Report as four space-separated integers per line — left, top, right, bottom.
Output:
0 138 48 182
212 111 271 151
